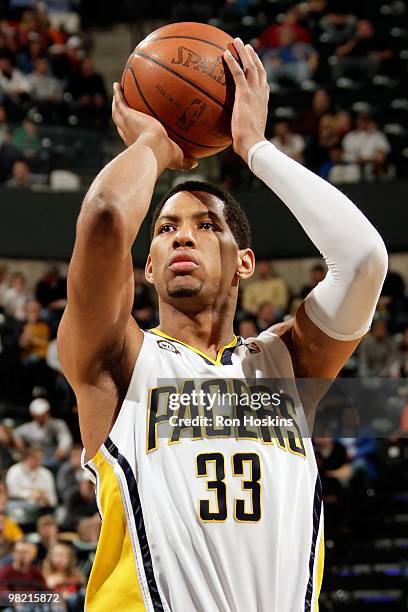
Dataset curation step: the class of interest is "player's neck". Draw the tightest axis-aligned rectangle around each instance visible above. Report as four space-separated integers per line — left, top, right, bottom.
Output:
157 304 236 360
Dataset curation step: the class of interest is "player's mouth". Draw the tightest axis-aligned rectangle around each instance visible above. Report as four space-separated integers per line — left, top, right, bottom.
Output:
168 252 199 273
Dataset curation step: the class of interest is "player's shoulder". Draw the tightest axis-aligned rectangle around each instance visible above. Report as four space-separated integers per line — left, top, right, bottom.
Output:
249 318 295 362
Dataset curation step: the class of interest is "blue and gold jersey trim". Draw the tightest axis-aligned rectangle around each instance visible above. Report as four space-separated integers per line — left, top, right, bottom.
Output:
84 439 164 612
304 473 324 611
148 328 242 366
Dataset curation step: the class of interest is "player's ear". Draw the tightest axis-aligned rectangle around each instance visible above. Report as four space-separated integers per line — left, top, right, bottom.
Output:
236 248 255 280
145 254 154 284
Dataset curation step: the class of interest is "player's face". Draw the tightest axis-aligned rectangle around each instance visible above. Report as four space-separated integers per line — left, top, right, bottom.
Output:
147 191 244 307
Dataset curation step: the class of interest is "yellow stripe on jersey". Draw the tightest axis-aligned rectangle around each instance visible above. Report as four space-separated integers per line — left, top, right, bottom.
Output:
149 328 238 365
85 451 145 612
314 532 325 612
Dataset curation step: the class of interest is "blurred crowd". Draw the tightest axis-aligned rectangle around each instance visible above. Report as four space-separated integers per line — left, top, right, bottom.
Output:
214 0 408 186
1 0 408 190
0 259 407 606
0 2 108 188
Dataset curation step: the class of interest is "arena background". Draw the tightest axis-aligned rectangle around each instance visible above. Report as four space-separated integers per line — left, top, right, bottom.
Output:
0 0 408 610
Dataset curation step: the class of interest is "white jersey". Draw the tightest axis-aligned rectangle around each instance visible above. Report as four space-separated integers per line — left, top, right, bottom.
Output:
83 328 324 612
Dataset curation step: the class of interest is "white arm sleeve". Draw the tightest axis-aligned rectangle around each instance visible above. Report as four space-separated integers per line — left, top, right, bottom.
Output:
248 141 388 340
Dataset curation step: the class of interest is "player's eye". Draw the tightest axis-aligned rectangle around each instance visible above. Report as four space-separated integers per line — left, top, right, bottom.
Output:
159 224 176 233
200 221 216 231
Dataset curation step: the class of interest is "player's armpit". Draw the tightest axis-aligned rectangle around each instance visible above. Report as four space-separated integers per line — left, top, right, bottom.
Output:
291 302 362 379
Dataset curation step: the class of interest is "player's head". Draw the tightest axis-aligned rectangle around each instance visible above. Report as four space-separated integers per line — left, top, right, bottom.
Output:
146 181 254 312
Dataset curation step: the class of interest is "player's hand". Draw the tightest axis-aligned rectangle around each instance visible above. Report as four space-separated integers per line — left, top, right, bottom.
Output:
112 82 197 171
223 38 269 163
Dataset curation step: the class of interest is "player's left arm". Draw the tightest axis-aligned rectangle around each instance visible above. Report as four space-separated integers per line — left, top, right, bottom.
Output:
224 39 388 379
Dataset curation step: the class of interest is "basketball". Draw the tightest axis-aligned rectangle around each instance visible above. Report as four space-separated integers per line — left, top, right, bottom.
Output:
121 22 237 159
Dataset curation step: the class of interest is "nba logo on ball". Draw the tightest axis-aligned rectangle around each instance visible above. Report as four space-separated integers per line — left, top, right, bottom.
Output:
176 99 207 131
121 22 238 159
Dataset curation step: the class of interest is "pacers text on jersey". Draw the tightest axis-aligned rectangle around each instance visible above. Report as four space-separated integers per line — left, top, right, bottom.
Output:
146 378 307 458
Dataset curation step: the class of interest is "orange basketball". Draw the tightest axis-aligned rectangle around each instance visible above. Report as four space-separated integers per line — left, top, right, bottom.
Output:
121 22 237 159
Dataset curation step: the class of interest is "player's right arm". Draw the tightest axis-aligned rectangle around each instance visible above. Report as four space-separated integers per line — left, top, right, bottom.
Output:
58 84 195 458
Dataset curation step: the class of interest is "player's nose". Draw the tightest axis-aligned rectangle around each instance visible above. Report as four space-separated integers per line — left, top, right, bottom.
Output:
172 225 196 248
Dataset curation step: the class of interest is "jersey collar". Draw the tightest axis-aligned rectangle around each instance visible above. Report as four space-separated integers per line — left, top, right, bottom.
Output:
148 328 240 366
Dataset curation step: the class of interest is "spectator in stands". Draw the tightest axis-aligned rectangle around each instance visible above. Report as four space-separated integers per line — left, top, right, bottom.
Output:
35 265 67 323
67 56 107 108
56 444 82 506
18 39 46 75
294 89 331 136
314 433 351 491
335 110 352 140
28 57 63 103
314 431 351 534
50 34 83 82
358 317 399 377
310 111 348 172
331 19 392 81
262 27 319 88
0 510 22 544
18 9 51 53
2 271 31 321
270 121 305 164
6 159 35 188
257 302 282 331
12 118 41 159
299 263 326 299
236 313 259 339
319 145 361 184
243 260 289 314
297 0 328 44
0 105 8 144
42 542 84 599
319 8 357 46
75 515 100 549
0 483 24 544
35 514 59 562
65 472 98 529
19 299 50 365
0 55 31 102
0 424 15 475
13 397 72 469
0 539 46 591
257 7 311 51
343 113 391 180
339 407 378 483
0 537 12 567
5 446 57 508
73 515 100 575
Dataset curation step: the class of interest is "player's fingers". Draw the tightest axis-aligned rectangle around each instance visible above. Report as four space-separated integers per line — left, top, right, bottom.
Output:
113 81 127 107
247 44 268 85
223 49 246 88
233 38 258 84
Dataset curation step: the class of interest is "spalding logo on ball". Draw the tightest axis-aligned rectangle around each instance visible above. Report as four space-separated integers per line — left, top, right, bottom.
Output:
121 22 239 159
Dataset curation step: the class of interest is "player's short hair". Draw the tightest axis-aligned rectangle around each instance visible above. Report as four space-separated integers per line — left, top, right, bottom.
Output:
150 181 251 249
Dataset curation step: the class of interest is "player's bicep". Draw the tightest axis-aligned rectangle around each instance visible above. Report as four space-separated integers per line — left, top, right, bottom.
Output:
59 208 137 383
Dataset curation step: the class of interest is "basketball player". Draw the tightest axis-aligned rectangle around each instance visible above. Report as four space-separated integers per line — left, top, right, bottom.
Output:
57 40 387 611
